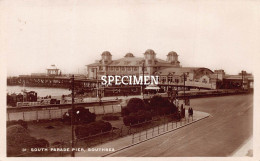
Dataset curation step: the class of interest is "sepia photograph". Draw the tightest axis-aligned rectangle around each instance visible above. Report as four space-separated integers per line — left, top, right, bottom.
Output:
0 0 259 160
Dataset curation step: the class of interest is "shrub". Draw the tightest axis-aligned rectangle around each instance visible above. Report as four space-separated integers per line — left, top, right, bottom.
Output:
102 115 119 121
126 98 145 112
7 120 28 129
63 107 96 124
121 107 130 116
75 120 112 139
150 95 178 115
7 125 49 156
35 139 49 148
123 110 152 126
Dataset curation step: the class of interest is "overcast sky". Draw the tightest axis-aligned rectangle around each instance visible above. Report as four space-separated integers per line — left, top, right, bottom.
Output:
1 0 260 76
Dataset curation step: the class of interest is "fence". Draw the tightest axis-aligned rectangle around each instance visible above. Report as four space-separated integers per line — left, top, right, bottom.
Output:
131 115 193 144
7 103 122 121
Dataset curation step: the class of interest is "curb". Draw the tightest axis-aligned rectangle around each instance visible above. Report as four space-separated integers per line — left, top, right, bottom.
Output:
102 114 210 157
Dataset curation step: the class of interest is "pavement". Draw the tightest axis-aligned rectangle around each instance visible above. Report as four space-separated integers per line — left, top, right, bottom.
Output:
75 110 210 157
232 136 253 157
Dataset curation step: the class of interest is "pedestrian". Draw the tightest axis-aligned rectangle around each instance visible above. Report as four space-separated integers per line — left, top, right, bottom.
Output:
191 107 193 118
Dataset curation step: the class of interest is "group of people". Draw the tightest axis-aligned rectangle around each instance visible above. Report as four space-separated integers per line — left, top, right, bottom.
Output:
178 104 194 119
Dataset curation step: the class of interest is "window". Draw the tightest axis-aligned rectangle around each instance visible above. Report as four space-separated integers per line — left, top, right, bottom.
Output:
162 76 166 83
134 67 138 71
127 67 131 71
121 67 125 71
110 67 114 71
168 76 173 83
116 67 119 71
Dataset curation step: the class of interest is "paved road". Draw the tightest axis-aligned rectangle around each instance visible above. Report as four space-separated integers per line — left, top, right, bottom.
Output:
108 94 253 157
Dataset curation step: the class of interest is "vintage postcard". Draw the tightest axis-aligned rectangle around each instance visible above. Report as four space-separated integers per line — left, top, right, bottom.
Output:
0 0 259 160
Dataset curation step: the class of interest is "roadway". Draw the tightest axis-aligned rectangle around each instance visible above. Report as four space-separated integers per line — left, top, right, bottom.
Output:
108 94 253 157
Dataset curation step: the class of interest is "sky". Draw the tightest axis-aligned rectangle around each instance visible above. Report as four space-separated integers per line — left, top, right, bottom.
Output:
1 0 260 76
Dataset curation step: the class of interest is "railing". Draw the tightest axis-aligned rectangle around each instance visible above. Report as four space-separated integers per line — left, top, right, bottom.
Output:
131 116 194 144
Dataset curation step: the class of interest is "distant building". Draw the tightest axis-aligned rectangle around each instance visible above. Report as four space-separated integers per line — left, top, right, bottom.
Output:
47 64 61 76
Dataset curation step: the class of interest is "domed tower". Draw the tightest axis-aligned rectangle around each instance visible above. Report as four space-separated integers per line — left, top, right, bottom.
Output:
167 51 180 66
124 53 135 58
101 51 112 65
144 49 156 66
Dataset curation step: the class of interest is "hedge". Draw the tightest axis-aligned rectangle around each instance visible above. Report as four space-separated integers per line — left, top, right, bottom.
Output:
75 120 112 139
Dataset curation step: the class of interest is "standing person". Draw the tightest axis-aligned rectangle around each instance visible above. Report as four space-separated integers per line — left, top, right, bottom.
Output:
188 107 191 117
191 107 193 119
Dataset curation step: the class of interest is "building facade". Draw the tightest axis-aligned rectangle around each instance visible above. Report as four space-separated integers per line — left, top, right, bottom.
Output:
86 49 181 79
86 49 217 91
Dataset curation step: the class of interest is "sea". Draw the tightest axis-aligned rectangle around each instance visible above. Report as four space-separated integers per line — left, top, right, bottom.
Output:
7 86 71 97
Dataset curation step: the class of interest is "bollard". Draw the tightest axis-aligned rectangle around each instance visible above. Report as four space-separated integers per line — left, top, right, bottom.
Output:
23 112 25 121
60 109 62 118
176 121 177 128
49 110 51 120
172 121 173 129
103 105 105 115
146 130 147 139
36 110 38 121
152 127 154 137
158 125 159 134
7 113 10 121
167 123 168 131
111 128 113 140
139 132 141 141
100 130 103 143
132 133 134 144
112 104 114 113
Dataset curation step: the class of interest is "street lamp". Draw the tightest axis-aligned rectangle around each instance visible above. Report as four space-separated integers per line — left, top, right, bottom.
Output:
142 61 145 99
92 67 99 99
70 75 75 157
182 72 189 105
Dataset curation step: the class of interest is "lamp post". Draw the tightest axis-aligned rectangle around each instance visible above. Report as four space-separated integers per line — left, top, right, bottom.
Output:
92 67 99 99
182 72 188 105
216 72 218 92
241 70 245 90
70 75 75 157
142 62 145 99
